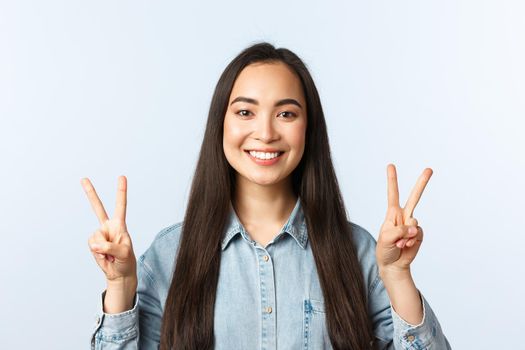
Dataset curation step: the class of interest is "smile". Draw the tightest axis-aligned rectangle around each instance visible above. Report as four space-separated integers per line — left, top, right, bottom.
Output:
244 150 284 165
248 151 282 160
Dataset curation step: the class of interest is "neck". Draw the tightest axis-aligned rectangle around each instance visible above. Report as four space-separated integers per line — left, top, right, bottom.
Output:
233 175 297 228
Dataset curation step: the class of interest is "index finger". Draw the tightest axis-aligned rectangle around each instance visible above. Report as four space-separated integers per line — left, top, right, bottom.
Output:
387 164 400 208
403 168 433 221
81 178 109 225
114 175 127 222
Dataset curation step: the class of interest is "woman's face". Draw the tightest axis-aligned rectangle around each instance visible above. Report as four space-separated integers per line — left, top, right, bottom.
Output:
223 61 307 188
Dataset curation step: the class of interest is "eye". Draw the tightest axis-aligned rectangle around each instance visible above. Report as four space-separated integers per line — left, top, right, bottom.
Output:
237 110 252 117
278 111 296 119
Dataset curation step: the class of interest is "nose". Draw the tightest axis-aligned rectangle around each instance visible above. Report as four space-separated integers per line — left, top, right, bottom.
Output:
254 113 279 143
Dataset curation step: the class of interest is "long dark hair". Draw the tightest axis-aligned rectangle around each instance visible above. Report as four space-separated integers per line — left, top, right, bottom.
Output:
160 42 374 350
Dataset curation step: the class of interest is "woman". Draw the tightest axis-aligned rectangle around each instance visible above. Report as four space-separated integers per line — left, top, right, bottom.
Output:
83 42 451 349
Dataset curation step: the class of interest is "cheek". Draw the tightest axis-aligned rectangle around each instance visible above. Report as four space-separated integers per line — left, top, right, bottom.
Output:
223 116 246 153
288 123 307 155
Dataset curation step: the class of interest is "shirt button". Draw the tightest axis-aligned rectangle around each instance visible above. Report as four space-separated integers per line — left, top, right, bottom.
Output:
263 255 269 262
407 335 415 342
266 306 272 314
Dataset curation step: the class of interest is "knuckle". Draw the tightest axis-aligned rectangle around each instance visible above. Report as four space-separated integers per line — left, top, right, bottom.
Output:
101 241 111 252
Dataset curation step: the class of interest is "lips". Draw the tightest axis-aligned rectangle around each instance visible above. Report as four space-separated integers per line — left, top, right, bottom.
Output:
244 149 283 153
244 150 284 155
245 150 284 165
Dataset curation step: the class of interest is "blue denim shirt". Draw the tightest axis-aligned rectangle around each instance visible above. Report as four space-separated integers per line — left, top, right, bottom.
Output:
91 198 451 349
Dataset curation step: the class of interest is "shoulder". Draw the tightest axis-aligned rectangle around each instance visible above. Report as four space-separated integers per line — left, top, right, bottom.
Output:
348 221 377 258
142 221 184 257
137 222 184 289
347 221 380 292
148 221 184 252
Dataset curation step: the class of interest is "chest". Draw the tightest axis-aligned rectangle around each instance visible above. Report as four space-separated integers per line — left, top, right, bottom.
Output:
213 234 332 350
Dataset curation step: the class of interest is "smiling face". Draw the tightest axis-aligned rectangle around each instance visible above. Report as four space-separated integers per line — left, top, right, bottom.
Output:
223 61 307 188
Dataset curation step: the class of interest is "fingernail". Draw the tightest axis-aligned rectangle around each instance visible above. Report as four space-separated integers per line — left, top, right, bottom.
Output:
97 253 105 259
409 226 417 235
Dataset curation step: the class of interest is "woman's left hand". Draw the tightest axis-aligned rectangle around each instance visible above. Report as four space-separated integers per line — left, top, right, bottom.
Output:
376 164 433 279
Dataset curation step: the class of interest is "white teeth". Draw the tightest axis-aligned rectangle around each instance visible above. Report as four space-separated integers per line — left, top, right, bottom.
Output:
248 151 281 160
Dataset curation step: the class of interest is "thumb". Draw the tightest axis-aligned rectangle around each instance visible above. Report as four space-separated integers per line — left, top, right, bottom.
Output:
405 217 418 226
380 225 419 246
89 241 131 261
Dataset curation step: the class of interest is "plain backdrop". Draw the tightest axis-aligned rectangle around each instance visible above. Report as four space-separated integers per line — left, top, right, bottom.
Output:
1 0 523 348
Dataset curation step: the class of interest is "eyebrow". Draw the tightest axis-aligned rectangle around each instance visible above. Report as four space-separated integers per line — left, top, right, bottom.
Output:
230 96 303 109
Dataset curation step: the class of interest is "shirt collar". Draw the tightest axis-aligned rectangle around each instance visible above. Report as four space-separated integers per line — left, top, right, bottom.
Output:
221 197 307 251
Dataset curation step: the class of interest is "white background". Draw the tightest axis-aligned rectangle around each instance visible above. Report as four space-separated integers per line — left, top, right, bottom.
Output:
1 1 523 348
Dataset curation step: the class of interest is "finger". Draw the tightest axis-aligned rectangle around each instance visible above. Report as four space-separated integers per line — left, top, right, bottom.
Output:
405 227 424 247
403 168 433 221
96 225 128 245
88 233 107 253
405 238 416 247
93 252 114 263
403 218 420 248
396 238 407 249
387 164 400 209
89 228 109 244
81 178 109 225
89 241 116 262
405 217 418 227
385 206 404 226
114 176 127 222
87 236 109 261
381 225 419 245
394 223 419 248
89 240 130 261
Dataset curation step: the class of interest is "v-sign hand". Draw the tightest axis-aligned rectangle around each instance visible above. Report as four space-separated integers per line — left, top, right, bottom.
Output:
376 164 433 275
82 176 137 283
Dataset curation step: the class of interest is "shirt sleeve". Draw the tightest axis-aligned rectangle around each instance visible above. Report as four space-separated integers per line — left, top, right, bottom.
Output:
390 293 452 349
368 271 452 350
90 258 163 350
90 291 140 350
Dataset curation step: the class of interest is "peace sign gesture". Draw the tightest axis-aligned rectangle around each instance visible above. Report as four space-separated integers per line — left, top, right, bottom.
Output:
376 164 433 275
82 176 137 283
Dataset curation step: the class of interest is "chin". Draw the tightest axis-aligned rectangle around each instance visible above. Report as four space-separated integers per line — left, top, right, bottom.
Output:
248 174 287 187
249 178 278 186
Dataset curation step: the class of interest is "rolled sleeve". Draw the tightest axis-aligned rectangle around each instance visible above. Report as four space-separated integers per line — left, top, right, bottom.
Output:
368 269 451 349
391 293 451 349
90 291 139 349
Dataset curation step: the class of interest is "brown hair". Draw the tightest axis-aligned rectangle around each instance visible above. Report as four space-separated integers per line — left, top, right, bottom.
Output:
160 42 374 350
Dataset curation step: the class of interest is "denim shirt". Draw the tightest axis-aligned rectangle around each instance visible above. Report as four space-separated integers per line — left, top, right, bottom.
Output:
91 198 451 349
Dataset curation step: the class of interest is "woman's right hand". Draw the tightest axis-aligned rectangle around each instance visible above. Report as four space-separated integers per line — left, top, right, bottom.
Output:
82 176 137 284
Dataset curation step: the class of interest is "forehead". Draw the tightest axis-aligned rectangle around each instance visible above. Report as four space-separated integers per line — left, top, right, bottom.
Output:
229 62 305 103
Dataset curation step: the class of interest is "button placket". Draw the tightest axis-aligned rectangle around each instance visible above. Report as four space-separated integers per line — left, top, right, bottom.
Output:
256 247 276 350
